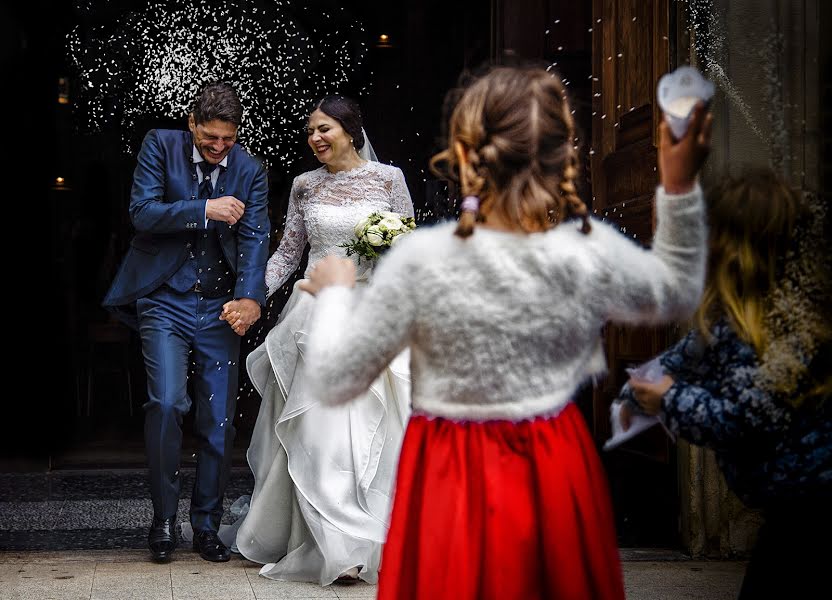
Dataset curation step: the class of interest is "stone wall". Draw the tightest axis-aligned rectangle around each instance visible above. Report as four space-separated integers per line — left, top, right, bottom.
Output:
676 0 822 558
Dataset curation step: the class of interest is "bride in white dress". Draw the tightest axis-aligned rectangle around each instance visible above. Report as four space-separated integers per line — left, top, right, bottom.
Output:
224 96 413 585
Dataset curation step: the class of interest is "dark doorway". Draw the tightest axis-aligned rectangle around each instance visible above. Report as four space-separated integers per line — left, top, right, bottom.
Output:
6 0 677 552
6 0 492 471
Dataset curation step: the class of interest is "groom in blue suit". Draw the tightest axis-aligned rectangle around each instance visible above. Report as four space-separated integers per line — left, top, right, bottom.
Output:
104 82 269 563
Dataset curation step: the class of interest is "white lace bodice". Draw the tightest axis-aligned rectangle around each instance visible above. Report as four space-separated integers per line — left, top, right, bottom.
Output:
265 161 414 297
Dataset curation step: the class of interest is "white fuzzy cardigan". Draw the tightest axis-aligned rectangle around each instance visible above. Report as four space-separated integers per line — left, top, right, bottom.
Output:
304 185 706 422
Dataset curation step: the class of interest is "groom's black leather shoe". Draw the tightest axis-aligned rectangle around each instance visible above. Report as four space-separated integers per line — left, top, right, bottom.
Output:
148 517 177 563
193 529 231 562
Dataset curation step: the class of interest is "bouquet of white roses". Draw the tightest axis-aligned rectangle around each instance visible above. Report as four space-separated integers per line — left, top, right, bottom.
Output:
339 211 417 262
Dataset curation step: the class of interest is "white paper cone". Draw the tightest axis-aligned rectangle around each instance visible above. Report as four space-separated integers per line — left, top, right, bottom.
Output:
657 65 715 139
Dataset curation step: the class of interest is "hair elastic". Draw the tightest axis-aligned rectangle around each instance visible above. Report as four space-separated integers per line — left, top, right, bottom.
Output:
460 196 480 213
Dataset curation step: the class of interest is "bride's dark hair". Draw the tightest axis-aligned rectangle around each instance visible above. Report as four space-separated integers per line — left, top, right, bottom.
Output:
313 95 366 150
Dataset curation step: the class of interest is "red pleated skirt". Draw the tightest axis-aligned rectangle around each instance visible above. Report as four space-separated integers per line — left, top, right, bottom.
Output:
377 402 625 600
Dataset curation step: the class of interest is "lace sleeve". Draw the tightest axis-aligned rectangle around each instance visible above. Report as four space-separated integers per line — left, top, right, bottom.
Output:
389 167 415 217
265 177 308 298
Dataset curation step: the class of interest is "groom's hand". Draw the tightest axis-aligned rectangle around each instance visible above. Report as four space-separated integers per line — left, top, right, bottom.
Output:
207 196 246 226
221 298 261 336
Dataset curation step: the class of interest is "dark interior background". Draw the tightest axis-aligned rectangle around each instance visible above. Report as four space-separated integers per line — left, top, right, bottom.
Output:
3 0 683 549
3 0 495 468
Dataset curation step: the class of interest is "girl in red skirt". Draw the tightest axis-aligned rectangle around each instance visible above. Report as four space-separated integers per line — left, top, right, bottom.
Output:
299 66 712 599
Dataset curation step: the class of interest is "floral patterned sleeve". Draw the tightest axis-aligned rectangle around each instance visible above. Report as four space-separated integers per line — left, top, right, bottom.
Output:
662 381 752 450
265 177 308 298
389 167 414 217
620 323 791 451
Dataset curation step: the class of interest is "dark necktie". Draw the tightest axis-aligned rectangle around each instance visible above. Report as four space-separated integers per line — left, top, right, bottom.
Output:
194 163 231 297
199 164 216 200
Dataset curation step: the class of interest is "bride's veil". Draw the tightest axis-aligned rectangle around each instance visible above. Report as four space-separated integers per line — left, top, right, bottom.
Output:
358 127 378 162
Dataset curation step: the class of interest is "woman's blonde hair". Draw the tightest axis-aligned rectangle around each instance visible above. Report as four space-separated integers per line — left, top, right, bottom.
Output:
430 66 590 238
695 168 804 354
700 169 832 406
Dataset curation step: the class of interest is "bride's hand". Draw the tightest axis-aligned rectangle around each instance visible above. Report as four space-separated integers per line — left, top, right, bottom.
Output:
298 256 356 296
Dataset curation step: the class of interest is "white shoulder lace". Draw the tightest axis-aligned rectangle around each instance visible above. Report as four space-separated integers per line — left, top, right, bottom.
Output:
264 163 414 298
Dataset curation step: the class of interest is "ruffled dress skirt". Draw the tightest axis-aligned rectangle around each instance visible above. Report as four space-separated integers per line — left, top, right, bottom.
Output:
235 281 411 585
377 402 626 600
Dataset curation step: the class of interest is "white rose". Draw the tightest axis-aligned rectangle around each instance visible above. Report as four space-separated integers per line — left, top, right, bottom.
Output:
365 226 384 246
379 216 404 231
354 217 370 237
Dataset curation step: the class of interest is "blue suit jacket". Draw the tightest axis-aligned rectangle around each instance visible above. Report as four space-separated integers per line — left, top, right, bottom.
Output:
103 129 270 329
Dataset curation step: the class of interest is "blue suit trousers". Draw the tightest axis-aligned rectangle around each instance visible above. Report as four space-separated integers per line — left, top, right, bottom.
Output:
136 285 240 533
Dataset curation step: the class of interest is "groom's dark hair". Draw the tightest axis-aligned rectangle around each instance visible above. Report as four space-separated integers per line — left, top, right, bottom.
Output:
192 82 243 126
314 95 365 150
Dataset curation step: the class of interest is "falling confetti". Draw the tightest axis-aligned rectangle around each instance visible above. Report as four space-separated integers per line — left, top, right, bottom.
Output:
67 0 367 168
685 0 767 143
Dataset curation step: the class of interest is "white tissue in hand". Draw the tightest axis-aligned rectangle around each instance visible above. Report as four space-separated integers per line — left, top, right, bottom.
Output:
603 402 664 451
657 65 715 140
626 356 665 383
604 357 675 451
665 96 699 118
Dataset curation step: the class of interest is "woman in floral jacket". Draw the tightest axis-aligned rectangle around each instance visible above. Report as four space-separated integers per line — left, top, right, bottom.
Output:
618 168 831 599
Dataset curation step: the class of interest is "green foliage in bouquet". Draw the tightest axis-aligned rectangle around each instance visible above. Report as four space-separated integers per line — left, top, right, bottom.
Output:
339 211 417 263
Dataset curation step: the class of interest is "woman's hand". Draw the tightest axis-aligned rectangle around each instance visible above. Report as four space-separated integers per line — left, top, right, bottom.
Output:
298 256 356 297
628 374 675 416
619 401 634 431
659 102 712 194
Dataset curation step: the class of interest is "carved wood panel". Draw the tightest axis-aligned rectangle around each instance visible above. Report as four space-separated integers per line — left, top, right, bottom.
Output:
590 0 673 454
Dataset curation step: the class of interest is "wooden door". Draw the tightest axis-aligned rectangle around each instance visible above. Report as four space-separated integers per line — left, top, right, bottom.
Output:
488 0 682 545
590 0 681 546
